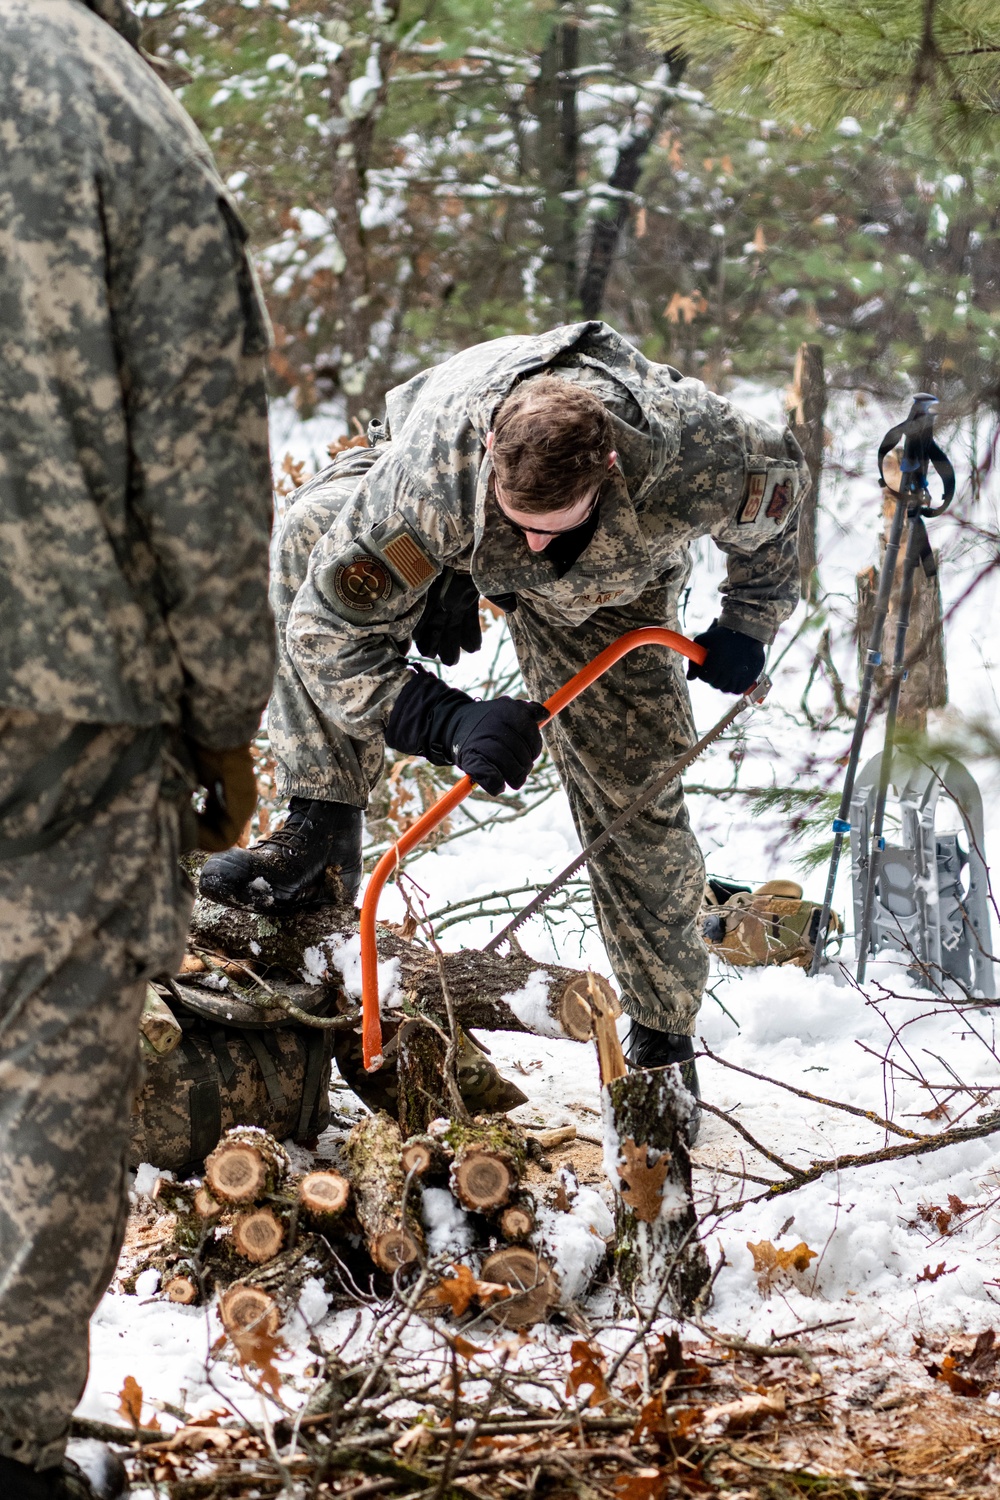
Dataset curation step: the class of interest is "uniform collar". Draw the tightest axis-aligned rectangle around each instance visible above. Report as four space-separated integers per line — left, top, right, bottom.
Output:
80 0 143 50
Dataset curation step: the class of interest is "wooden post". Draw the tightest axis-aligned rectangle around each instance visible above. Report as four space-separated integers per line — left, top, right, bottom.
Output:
785 342 827 603
856 451 947 732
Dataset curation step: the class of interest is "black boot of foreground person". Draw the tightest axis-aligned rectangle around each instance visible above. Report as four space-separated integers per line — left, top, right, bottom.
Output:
199 797 364 912
0 1440 126 1500
624 1020 701 1145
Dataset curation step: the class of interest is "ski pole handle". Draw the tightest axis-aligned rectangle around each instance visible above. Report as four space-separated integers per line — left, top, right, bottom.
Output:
358 627 707 1070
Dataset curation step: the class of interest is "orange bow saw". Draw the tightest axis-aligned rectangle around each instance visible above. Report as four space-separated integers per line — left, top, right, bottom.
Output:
358 628 707 1070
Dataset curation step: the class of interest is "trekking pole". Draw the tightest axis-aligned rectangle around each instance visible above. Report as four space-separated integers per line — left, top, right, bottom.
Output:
808 395 954 978
854 406 955 983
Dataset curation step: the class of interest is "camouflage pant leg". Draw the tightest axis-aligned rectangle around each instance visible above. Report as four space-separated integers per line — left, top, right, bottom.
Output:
507 579 709 1035
0 712 190 1470
268 486 384 807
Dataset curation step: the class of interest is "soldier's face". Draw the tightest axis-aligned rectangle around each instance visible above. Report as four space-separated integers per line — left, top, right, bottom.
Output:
488 437 617 553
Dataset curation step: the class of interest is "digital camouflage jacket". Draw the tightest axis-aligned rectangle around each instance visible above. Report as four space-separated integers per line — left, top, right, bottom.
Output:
286 322 808 740
0 0 275 748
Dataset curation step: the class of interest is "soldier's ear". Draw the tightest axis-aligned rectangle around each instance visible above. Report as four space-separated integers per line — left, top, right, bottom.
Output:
486 431 495 451
607 450 618 468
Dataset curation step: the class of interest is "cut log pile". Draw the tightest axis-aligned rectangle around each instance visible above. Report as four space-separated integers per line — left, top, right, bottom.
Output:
133 884 711 1327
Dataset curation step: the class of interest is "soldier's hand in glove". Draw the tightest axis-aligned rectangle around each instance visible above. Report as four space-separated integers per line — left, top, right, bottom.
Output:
386 665 545 796
189 742 259 851
413 568 483 666
687 621 765 695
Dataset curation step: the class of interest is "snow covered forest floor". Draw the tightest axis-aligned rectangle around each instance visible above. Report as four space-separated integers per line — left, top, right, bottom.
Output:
79 389 1000 1494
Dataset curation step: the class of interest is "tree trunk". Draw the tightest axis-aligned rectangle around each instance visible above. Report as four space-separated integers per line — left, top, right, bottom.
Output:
856 452 947 732
785 342 827 603
604 1067 709 1315
578 50 684 318
345 1112 425 1273
535 16 580 317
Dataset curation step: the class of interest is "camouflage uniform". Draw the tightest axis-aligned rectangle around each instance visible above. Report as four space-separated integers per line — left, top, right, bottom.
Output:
273 321 807 1032
0 0 273 1468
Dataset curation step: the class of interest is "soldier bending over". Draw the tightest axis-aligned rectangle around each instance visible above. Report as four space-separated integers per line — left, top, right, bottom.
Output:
202 322 806 1095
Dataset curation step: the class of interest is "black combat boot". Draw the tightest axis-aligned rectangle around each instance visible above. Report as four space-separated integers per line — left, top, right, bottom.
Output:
199 797 363 912
624 1020 701 1145
1 1440 126 1499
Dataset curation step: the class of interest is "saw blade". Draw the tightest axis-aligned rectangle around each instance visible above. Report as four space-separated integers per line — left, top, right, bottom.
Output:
482 674 771 954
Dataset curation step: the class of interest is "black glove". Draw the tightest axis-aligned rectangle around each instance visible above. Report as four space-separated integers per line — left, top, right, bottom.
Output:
386 666 545 795
413 568 482 666
687 622 765 695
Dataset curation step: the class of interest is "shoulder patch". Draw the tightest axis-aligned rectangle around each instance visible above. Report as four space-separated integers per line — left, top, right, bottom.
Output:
382 531 436 589
333 555 393 612
737 464 800 531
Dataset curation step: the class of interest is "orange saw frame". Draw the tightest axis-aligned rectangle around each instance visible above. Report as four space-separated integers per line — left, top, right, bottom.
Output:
358 627 707 1070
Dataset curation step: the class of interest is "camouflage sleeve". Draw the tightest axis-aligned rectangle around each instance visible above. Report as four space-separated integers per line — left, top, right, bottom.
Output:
712 426 809 645
286 450 467 737
117 166 275 749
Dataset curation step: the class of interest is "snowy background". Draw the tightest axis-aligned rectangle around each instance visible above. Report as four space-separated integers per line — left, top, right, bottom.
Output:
78 384 1000 1435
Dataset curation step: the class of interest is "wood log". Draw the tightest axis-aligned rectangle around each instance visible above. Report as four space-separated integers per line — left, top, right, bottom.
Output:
480 1247 559 1328
497 1196 537 1243
604 1067 710 1316
204 1128 289 1205
163 1274 198 1304
345 1112 425 1273
396 1016 450 1137
297 1170 351 1228
194 1187 223 1221
446 1117 526 1213
188 891 619 1042
231 1207 286 1265
400 1133 452 1181
140 985 182 1058
218 1282 281 1337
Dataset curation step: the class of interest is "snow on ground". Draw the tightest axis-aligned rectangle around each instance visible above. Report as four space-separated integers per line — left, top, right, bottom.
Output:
79 384 1000 1431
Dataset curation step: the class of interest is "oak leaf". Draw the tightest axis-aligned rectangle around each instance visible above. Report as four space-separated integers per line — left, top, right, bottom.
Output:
612 1469 667 1500
566 1339 608 1406
747 1239 817 1290
931 1354 981 1398
618 1138 671 1222
916 1262 956 1283
227 1323 287 1401
701 1389 786 1429
116 1376 160 1431
428 1264 510 1317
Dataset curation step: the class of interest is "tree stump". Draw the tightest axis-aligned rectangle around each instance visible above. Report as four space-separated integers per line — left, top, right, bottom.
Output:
604 1067 710 1315
345 1112 425 1273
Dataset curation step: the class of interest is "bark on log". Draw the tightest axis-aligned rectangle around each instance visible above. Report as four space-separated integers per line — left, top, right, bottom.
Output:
396 1017 451 1137
204 1128 289 1205
480 1247 559 1328
187 892 619 1042
345 1112 425 1273
604 1068 710 1315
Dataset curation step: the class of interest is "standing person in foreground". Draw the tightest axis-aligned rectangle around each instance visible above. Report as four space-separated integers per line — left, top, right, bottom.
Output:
202 321 807 1097
0 2 275 1495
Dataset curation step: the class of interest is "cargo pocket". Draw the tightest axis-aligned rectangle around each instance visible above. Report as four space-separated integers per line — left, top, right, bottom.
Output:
217 192 272 357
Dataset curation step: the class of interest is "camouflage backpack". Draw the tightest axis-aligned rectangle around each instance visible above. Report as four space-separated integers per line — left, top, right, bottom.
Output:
701 878 842 969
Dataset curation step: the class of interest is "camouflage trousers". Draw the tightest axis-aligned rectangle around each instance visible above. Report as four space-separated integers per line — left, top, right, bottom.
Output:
0 711 191 1469
271 484 708 1034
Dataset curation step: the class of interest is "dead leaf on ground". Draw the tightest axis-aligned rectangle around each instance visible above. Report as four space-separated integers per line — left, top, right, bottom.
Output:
224 1323 288 1401
612 1469 669 1500
566 1339 609 1407
618 1137 671 1223
632 1395 701 1446
117 1376 160 1431
701 1389 786 1429
916 1262 956 1283
926 1330 999 1397
747 1239 818 1291
427 1263 512 1317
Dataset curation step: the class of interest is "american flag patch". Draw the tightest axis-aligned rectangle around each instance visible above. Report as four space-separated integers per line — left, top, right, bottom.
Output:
382 531 436 588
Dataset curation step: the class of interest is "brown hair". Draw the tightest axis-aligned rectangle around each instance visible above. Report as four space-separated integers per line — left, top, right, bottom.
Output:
490 376 614 515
